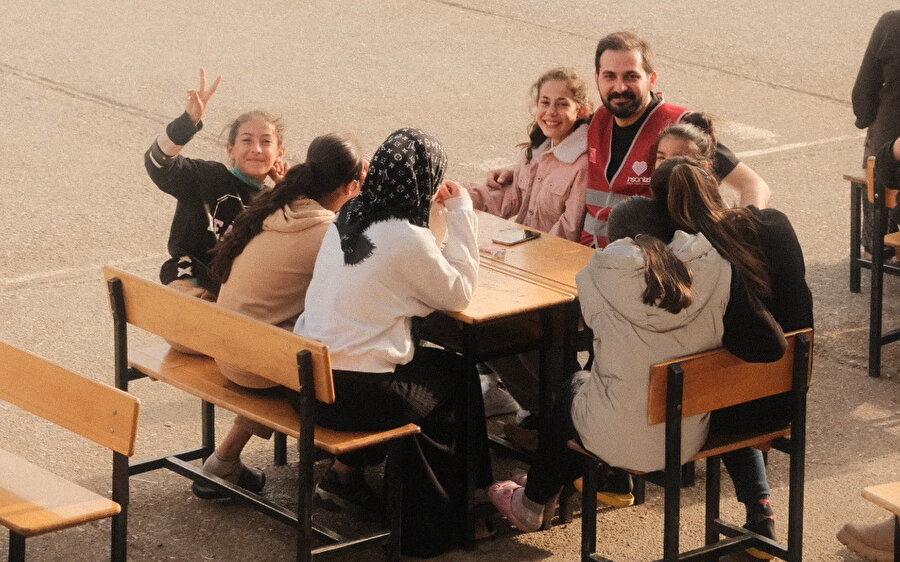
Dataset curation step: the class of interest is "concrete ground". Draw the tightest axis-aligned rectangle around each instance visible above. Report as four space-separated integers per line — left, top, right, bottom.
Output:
2 1 900 559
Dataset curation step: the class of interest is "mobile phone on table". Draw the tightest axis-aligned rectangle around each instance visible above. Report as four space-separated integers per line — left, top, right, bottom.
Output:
491 228 541 246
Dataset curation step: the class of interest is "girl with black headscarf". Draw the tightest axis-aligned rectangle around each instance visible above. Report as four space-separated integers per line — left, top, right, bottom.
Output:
294 128 490 557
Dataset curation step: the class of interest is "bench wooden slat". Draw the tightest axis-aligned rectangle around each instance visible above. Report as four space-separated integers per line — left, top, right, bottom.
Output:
647 329 813 425
863 482 900 516
103 266 335 403
0 449 120 537
0 341 140 456
130 344 420 455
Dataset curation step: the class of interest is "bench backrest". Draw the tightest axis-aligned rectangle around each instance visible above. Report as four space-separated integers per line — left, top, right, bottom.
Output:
646 328 813 425
867 155 899 209
102 266 336 403
0 340 140 456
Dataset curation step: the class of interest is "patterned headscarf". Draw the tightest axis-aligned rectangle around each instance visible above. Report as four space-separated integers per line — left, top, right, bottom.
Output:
335 128 447 265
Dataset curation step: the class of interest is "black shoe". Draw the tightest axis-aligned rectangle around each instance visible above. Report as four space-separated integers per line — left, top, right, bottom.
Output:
743 498 776 559
191 465 266 500
314 467 383 520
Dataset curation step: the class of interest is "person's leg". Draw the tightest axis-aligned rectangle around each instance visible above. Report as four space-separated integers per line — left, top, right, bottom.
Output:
489 372 587 532
192 416 267 499
722 446 776 552
486 352 540 414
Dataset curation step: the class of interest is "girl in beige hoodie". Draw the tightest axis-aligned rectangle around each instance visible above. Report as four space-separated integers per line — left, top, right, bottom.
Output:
190 133 367 500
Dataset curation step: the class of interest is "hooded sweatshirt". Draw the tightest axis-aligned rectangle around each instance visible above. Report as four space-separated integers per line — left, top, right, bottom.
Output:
571 231 731 473
215 196 334 388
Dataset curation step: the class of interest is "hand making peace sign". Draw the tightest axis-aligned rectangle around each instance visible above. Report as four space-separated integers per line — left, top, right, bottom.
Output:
185 68 221 126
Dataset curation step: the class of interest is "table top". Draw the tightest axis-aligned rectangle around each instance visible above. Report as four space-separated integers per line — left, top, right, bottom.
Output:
443 260 573 324
475 211 594 295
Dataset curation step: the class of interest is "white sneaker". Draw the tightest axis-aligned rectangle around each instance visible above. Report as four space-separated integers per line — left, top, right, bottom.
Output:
482 380 521 417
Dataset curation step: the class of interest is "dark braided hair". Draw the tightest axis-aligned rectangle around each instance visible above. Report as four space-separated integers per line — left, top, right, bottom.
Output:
210 133 364 282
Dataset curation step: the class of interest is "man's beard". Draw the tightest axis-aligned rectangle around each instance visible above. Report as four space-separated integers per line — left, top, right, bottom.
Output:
602 91 641 119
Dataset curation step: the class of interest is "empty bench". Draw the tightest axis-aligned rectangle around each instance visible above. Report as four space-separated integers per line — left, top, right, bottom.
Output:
0 340 140 562
573 328 813 561
103 266 420 561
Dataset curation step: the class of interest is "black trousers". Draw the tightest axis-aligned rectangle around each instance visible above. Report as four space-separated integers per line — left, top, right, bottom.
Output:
296 346 492 557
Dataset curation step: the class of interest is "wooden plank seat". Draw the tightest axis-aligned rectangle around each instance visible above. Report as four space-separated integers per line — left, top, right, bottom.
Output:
0 341 140 561
129 344 420 456
570 329 813 561
103 266 420 562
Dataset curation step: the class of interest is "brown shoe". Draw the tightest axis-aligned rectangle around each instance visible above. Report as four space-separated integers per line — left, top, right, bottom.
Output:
837 517 895 562
502 421 538 453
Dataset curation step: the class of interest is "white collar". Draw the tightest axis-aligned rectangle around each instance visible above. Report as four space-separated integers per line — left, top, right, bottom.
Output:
531 122 589 164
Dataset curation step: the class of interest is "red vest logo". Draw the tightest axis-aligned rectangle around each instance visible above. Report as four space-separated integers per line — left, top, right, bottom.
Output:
632 161 648 175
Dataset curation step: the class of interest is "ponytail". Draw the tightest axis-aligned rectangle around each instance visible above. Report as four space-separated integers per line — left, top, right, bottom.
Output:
607 196 691 314
651 157 772 302
210 133 364 282
633 234 693 313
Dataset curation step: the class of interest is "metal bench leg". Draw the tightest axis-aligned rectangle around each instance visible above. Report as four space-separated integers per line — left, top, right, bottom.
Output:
111 451 130 562
851 179 863 293
274 432 287 466
581 459 598 561
9 531 25 562
870 182 887 377
705 455 721 546
201 400 215 457
385 439 404 562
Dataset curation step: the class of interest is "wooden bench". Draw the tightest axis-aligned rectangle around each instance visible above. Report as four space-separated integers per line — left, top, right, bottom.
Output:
0 341 140 562
860 482 900 562
845 166 900 294
102 266 421 562
572 328 813 561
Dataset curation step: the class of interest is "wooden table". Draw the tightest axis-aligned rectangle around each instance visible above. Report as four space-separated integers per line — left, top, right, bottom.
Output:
422 257 576 548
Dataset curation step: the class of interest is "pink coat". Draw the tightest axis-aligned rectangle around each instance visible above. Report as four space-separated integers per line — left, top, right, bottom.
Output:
466 123 588 243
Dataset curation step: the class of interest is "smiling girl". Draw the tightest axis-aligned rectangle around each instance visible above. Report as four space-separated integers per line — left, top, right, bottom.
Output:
466 67 593 242
144 68 287 303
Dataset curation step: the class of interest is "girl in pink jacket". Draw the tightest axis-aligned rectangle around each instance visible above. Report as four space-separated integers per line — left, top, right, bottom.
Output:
466 67 594 243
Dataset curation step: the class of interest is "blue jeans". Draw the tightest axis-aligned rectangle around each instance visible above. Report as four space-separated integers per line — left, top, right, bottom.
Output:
722 447 769 504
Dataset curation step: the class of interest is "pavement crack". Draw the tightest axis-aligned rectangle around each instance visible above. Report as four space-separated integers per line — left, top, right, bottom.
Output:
424 0 851 106
0 61 170 123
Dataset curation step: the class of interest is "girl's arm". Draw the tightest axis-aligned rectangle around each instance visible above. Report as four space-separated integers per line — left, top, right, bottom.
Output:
548 162 588 242
722 267 787 362
411 182 479 312
852 13 887 130
144 69 222 199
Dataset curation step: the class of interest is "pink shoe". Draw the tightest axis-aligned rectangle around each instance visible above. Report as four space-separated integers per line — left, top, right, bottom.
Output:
488 480 541 532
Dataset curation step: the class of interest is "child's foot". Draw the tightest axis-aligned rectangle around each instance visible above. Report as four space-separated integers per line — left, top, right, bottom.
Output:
488 480 543 532
191 453 266 500
743 496 776 559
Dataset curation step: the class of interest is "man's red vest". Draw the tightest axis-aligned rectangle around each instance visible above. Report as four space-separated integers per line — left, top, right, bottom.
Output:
580 101 688 248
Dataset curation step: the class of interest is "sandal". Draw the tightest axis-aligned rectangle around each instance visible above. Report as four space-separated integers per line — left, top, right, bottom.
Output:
488 480 542 532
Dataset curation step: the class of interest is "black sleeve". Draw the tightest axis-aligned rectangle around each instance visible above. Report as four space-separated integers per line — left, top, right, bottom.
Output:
143 113 216 201
711 141 739 181
722 265 788 363
852 13 887 129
